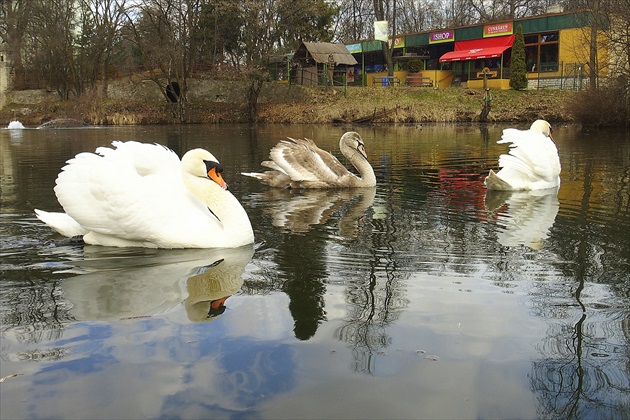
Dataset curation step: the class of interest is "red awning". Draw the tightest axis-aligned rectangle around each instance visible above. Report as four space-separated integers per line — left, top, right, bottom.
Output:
439 34 515 62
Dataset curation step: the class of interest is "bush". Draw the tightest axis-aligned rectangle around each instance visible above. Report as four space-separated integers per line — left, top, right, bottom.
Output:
569 77 630 126
510 25 528 90
407 59 423 73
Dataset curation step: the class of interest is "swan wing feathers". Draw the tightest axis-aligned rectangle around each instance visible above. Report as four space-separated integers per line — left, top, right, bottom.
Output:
53 142 218 247
270 137 350 183
497 129 560 182
95 141 180 176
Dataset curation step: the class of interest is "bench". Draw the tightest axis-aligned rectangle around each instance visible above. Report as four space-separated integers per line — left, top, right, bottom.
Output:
372 76 400 86
476 70 497 78
406 75 433 87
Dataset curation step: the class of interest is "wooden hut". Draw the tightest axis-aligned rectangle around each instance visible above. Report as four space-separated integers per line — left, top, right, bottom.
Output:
291 42 358 86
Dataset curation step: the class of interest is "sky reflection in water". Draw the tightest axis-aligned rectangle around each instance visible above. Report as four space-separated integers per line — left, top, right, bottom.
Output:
0 123 628 419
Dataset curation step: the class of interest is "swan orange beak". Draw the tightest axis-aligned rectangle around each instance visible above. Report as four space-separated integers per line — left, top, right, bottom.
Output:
208 167 228 190
208 296 229 318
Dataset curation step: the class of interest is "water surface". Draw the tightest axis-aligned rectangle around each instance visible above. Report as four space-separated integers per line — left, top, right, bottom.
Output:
1 123 628 419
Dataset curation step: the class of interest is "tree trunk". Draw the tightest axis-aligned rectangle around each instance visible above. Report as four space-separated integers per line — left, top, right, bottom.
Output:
246 77 263 123
589 4 600 89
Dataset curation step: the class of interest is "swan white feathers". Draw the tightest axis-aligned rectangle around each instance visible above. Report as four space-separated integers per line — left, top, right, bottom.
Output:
35 141 254 248
242 131 376 188
485 119 561 191
7 120 25 129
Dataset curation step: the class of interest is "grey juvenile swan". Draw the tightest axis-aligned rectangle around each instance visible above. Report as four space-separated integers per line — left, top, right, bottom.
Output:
242 131 376 188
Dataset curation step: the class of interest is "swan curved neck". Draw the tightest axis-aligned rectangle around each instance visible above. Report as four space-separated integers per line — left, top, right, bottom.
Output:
341 143 376 186
183 174 253 235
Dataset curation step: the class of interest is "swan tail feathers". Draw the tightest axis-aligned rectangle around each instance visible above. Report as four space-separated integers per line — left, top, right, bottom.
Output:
35 209 88 237
484 170 514 191
241 171 291 188
241 171 265 180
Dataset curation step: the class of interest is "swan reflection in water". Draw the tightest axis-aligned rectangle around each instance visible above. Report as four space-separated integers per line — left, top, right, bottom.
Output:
61 245 254 322
485 188 559 249
250 187 376 236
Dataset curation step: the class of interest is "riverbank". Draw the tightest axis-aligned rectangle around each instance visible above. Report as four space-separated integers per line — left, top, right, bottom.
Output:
0 83 576 126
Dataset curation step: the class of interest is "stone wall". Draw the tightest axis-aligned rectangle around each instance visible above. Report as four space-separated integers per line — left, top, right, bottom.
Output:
2 75 310 109
0 49 10 109
106 76 309 104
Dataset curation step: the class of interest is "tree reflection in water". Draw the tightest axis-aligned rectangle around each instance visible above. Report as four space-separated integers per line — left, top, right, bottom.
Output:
529 274 629 418
529 155 630 418
0 219 79 359
334 196 409 374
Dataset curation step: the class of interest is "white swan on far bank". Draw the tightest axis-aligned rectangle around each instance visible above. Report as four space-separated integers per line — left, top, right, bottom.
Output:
242 131 376 188
7 120 25 129
485 119 561 191
35 141 254 248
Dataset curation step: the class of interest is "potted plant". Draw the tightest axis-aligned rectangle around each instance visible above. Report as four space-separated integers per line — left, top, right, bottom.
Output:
407 59 423 73
406 59 424 86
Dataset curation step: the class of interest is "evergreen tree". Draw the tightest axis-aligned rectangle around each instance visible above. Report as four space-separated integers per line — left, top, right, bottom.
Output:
510 24 528 90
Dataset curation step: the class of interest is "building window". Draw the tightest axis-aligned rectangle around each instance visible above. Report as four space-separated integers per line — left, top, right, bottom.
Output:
525 31 559 72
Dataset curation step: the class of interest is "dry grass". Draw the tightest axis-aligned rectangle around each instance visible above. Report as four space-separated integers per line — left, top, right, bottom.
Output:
1 83 577 126
258 85 576 124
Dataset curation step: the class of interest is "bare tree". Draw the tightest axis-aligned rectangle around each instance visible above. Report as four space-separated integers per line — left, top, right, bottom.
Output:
29 0 81 99
0 0 33 87
467 0 545 22
397 0 444 34
79 0 128 98
606 0 630 80
373 0 396 77
124 0 206 122
333 0 375 42
232 0 336 122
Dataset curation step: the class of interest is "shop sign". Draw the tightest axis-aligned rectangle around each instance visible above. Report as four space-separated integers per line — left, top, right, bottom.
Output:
484 22 513 37
388 37 405 48
346 43 362 53
430 30 454 44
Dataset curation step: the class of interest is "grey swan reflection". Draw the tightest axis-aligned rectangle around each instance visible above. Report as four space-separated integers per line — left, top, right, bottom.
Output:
485 188 559 249
61 246 254 322
242 131 376 189
252 187 376 236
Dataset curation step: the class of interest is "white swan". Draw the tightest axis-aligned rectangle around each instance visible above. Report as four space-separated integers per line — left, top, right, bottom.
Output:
61 246 254 322
35 141 254 248
485 120 561 191
7 120 25 129
242 131 376 188
485 188 559 249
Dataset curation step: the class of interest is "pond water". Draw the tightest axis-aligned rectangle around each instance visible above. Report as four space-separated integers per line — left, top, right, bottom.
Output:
1 122 628 419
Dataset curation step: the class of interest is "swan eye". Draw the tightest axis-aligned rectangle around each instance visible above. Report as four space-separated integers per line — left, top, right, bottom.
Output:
204 160 224 174
204 160 228 190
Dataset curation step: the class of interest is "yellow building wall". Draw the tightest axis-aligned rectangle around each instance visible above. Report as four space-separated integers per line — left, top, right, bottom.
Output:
529 27 609 78
366 70 454 88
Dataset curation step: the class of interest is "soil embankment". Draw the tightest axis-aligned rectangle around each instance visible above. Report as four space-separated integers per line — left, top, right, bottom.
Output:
0 77 576 126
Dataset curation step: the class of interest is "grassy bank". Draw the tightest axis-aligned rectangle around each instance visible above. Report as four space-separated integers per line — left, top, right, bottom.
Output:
1 85 576 126
257 86 575 124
